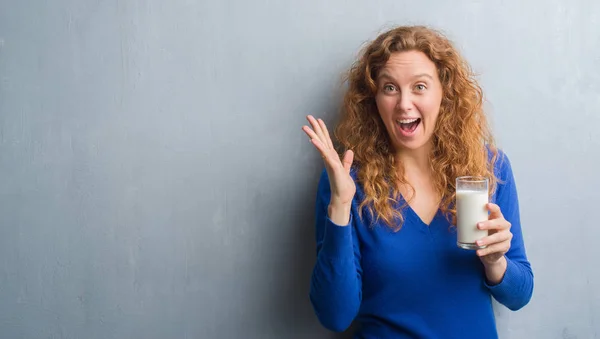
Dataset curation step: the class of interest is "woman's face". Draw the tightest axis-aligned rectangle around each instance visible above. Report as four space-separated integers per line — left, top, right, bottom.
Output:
375 51 443 153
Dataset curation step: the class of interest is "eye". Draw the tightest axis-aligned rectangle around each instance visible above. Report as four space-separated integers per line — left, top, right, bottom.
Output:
415 84 427 91
383 84 396 93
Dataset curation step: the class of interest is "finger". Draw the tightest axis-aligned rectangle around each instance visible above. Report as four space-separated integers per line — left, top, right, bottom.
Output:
477 242 510 257
309 137 343 168
477 218 511 231
487 203 504 219
476 230 512 247
342 150 354 173
309 137 329 160
318 118 335 150
302 125 320 141
307 115 327 148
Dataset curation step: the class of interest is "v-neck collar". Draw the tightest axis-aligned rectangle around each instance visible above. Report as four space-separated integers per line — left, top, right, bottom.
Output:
397 195 443 235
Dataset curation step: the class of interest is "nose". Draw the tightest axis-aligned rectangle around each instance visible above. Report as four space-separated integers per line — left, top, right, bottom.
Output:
396 92 414 112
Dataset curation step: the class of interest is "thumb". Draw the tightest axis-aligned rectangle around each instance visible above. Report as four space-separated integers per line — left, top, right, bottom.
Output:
342 149 354 173
487 203 503 219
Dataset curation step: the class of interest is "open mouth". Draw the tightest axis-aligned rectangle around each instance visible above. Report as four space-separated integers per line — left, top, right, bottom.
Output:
397 118 421 133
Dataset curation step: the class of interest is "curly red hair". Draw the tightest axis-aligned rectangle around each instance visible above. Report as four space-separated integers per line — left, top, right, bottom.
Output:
335 25 498 230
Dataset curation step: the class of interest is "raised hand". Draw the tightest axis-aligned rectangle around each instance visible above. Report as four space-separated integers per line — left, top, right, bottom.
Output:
302 115 356 225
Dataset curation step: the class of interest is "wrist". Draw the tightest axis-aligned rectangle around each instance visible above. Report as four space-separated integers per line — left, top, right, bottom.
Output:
484 256 508 285
328 203 351 226
483 255 506 268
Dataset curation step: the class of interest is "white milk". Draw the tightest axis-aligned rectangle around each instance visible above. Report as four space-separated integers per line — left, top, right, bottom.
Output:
456 189 489 247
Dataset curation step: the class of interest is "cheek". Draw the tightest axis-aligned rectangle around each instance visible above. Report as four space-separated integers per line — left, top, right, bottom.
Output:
418 97 442 121
375 96 394 117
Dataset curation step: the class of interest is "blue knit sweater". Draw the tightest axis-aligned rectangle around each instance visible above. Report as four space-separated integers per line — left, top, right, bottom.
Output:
309 153 533 338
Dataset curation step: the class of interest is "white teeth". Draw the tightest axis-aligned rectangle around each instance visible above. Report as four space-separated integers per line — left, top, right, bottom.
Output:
397 118 419 124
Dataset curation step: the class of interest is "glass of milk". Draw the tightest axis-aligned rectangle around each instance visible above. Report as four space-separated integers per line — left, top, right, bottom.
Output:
456 176 489 250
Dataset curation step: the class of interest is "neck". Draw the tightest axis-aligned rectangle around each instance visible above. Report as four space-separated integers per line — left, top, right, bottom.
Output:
395 143 432 176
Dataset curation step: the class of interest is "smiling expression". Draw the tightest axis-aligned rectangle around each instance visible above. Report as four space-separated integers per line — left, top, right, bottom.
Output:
375 50 444 153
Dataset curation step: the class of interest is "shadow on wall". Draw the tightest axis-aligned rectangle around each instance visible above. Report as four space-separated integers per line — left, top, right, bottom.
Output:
242 74 356 337
268 165 356 339
259 130 357 337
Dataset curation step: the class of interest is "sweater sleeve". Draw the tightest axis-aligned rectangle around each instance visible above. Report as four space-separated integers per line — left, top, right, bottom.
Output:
309 169 363 332
484 152 534 310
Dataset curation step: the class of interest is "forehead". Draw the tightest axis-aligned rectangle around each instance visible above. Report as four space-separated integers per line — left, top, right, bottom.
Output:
378 51 438 79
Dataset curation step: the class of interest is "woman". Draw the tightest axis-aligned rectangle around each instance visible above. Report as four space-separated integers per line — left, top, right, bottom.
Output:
302 26 533 338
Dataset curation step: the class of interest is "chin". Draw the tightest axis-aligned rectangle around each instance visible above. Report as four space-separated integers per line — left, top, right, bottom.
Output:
393 138 431 153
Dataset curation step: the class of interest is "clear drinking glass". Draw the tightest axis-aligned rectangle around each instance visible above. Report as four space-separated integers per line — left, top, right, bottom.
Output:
456 176 489 250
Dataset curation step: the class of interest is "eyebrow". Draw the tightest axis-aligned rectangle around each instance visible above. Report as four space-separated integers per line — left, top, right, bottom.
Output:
412 73 434 80
377 72 434 81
